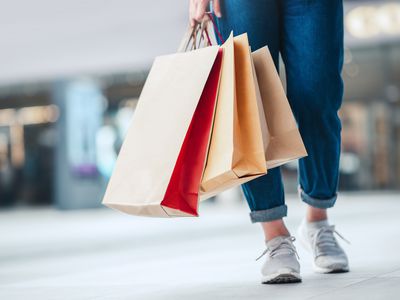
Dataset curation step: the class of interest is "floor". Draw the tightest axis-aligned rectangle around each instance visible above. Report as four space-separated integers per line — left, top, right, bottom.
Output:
1 191 399 300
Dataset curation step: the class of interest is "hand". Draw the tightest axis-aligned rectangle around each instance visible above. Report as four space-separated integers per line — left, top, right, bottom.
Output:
189 0 221 27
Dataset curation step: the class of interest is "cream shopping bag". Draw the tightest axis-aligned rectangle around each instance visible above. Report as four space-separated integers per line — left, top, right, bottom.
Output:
102 46 223 217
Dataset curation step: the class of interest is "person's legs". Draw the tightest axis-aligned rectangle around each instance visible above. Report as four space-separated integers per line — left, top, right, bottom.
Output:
280 0 348 273
214 0 301 284
214 0 280 64
280 0 344 212
215 0 288 238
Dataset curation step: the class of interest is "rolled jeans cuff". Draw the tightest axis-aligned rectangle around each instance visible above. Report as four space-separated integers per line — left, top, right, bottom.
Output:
249 204 287 223
299 188 337 209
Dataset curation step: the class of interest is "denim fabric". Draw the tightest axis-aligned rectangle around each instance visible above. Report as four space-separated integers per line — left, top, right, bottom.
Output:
213 0 344 222
249 204 288 223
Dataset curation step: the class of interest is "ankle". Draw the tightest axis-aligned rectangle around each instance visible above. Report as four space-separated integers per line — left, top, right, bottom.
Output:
261 219 290 241
306 206 327 223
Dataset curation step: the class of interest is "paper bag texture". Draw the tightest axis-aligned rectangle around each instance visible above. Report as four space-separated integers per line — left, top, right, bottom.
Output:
251 47 307 168
200 33 267 198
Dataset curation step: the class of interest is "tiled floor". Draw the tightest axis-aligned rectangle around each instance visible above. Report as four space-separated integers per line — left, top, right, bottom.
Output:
1 191 399 299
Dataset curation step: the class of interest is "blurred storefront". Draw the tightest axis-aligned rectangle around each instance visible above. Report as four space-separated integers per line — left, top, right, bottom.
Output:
339 1 400 190
0 76 144 208
0 0 399 208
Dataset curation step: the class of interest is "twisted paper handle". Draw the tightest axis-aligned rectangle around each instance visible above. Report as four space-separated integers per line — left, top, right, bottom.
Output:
206 12 224 44
178 12 224 52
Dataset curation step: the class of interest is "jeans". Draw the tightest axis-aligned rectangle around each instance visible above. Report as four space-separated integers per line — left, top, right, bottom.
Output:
213 0 344 223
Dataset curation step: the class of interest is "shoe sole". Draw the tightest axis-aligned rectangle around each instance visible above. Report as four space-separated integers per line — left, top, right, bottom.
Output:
262 272 302 284
313 263 349 274
297 226 350 274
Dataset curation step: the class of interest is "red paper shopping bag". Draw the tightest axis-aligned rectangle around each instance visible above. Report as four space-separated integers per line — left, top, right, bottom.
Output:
162 50 223 215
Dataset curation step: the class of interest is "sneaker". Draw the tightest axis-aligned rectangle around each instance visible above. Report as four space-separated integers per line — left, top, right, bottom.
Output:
256 236 302 284
297 219 350 273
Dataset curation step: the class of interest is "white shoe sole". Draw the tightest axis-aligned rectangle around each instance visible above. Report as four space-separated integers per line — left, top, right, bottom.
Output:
312 263 349 274
297 226 349 274
261 270 302 284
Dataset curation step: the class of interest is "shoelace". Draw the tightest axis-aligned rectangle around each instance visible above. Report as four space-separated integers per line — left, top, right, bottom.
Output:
311 225 350 257
256 236 300 261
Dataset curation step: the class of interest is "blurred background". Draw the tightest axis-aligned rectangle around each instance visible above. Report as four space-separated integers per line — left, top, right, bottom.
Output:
0 0 399 210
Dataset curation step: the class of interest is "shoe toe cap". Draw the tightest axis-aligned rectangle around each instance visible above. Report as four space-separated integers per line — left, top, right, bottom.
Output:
262 255 300 276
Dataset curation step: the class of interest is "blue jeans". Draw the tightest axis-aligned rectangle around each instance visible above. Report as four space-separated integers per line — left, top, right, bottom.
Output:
213 0 344 223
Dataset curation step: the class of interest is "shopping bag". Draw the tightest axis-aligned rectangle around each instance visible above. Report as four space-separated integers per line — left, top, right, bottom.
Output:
251 47 308 168
103 19 306 218
102 46 223 217
200 33 267 198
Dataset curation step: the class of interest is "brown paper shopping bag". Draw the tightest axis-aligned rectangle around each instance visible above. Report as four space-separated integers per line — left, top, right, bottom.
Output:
252 47 307 168
102 46 223 217
200 33 267 198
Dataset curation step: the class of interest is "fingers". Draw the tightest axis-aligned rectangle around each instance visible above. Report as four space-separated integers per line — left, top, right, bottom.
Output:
189 0 211 27
189 0 221 27
195 0 209 23
213 0 222 18
189 0 197 27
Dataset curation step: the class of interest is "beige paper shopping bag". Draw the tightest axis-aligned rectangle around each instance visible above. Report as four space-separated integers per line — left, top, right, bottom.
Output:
252 47 307 168
200 33 267 198
102 46 221 217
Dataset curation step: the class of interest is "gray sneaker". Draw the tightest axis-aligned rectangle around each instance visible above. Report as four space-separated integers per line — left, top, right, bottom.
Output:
298 219 350 273
256 236 302 284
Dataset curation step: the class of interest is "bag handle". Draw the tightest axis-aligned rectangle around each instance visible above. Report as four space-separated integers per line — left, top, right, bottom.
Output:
177 12 224 52
206 12 225 44
177 19 211 52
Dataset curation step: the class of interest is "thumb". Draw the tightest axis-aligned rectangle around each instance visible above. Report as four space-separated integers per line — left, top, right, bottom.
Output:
213 0 222 18
195 0 209 21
